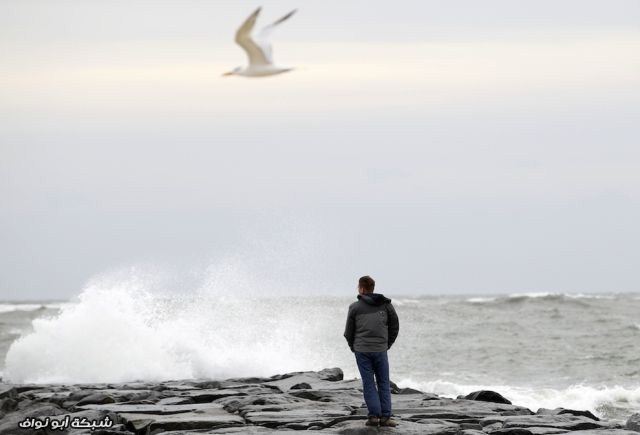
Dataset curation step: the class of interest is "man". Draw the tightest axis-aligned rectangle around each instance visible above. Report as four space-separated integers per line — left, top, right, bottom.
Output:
343 275 400 428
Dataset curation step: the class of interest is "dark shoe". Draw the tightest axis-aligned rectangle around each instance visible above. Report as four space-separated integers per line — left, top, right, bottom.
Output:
365 416 380 426
380 416 397 427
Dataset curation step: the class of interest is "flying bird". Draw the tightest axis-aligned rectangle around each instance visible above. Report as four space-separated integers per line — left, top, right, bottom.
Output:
223 7 297 78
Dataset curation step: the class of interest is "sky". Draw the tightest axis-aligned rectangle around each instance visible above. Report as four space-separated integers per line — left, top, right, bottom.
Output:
1 0 639 300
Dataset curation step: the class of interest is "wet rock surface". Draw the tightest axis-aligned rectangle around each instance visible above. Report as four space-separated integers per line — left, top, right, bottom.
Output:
627 414 640 432
0 368 634 434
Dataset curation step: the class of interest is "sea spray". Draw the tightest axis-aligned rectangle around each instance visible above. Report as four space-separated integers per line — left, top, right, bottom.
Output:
3 271 348 384
4 280 185 383
3 221 345 384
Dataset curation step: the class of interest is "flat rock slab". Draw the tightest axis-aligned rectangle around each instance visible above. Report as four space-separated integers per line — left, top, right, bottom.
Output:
78 402 226 415
503 415 620 430
490 427 571 435
406 420 462 434
120 408 245 432
0 403 68 435
158 396 198 406
161 427 325 434
243 405 353 429
288 388 365 408
482 415 623 432
107 382 156 390
0 385 17 399
13 384 67 393
216 392 313 414
215 385 281 394
155 382 204 391
263 372 354 393
370 397 532 424
174 389 248 402
26 387 159 406
522 427 571 435
566 431 640 435
537 408 600 421
528 429 570 435
626 413 640 432
328 419 460 434
262 376 338 392
396 407 499 421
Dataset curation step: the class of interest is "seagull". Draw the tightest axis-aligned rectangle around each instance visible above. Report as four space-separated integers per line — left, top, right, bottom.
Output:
223 7 297 78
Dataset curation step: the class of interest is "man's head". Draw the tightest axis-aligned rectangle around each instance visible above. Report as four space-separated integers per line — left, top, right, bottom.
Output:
358 275 375 295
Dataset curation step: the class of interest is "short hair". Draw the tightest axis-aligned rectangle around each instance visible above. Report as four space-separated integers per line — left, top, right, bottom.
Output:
358 275 375 294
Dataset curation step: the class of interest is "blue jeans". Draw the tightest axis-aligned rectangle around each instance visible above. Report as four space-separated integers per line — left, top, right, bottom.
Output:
355 351 391 417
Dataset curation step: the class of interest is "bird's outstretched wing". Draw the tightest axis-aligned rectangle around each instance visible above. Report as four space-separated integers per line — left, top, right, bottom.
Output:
235 7 270 66
258 9 297 39
256 9 297 64
234 7 297 67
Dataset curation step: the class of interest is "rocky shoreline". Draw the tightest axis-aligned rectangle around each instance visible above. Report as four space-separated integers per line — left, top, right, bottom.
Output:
1 368 639 434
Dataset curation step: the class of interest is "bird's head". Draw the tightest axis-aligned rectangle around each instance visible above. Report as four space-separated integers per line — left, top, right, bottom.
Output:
222 67 242 77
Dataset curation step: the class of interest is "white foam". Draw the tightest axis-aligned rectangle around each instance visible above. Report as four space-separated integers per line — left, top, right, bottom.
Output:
505 292 616 301
0 304 44 314
466 297 497 303
0 302 72 314
564 293 615 300
43 302 74 310
508 292 555 299
395 378 640 419
393 298 422 306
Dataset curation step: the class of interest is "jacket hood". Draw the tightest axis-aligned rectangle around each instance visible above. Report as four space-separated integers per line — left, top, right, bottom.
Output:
358 292 391 306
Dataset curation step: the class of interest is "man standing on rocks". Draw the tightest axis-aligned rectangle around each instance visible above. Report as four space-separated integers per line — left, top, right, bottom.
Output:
344 275 400 428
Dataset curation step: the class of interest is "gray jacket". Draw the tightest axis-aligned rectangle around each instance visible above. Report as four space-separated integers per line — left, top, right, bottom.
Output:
343 293 399 352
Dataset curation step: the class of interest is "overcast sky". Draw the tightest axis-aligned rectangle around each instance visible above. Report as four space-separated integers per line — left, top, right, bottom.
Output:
1 0 639 300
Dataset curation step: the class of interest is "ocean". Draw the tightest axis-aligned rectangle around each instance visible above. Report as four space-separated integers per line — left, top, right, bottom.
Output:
1 289 639 422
